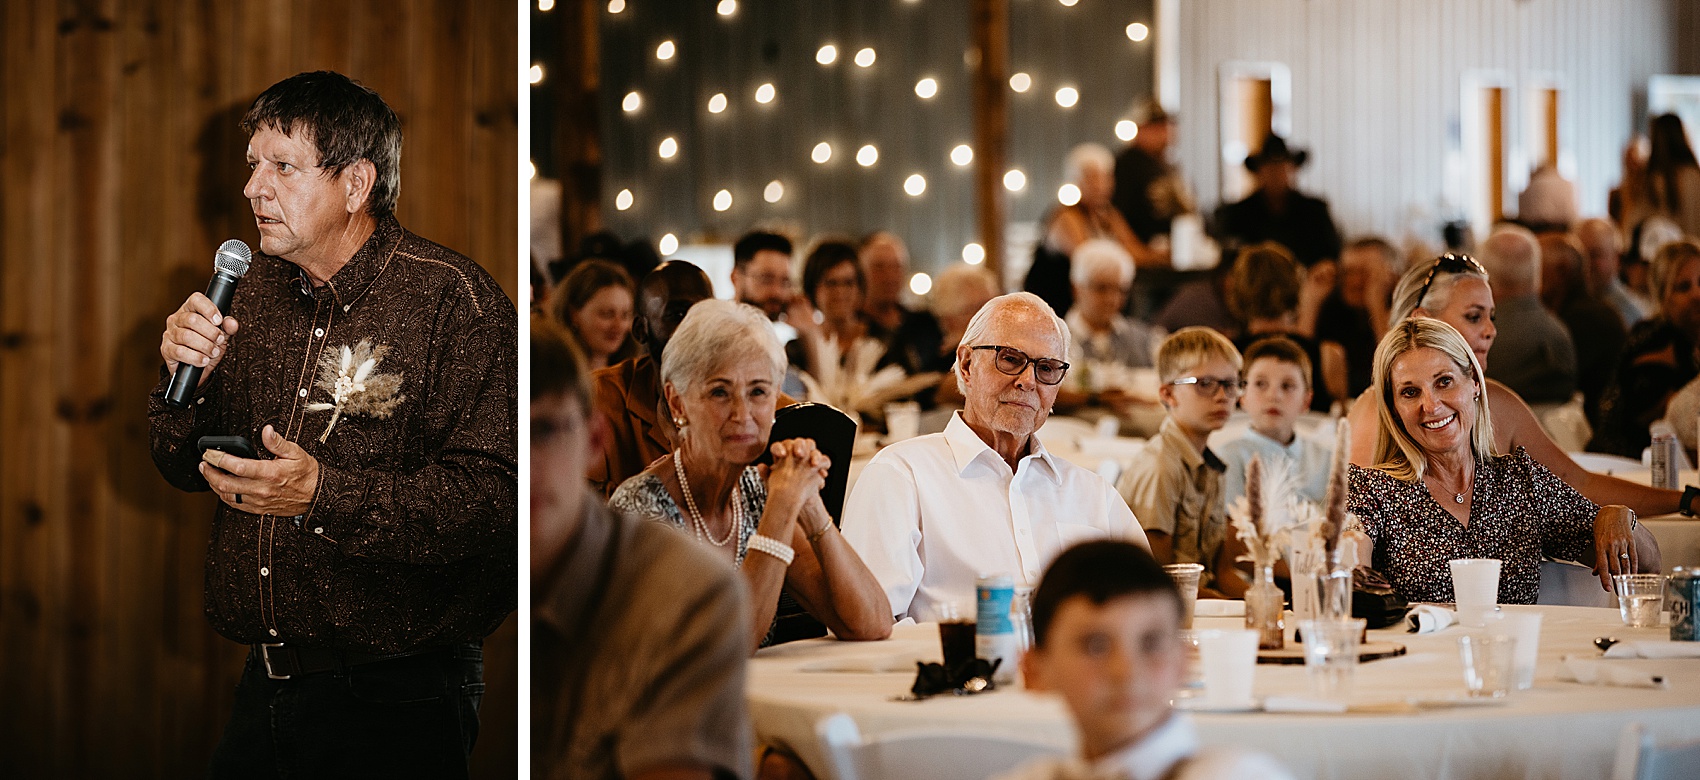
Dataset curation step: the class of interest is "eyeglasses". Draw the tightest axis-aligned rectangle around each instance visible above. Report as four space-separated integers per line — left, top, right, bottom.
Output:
1170 376 1246 398
1414 253 1488 308
970 345 1070 385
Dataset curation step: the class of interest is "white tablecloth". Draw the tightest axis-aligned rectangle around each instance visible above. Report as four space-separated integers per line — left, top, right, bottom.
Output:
749 606 1700 780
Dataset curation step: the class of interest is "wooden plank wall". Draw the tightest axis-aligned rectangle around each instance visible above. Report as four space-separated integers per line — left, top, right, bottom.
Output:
0 2 519 778
1173 0 1689 244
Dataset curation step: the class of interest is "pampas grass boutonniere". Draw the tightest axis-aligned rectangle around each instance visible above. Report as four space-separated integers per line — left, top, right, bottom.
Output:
305 338 405 442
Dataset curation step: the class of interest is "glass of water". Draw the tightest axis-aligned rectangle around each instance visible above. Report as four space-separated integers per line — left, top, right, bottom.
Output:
1614 574 1665 627
1299 618 1366 697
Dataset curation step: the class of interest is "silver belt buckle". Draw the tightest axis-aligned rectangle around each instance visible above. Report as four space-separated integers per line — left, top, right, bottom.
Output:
261 642 290 680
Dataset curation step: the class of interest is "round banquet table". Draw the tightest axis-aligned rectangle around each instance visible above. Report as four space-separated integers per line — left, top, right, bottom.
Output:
748 606 1700 780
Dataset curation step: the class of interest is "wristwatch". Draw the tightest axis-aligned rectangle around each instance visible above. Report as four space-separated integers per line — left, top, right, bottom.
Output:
1681 485 1700 517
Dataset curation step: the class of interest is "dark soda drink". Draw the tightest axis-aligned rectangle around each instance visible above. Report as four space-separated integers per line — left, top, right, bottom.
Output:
938 619 977 669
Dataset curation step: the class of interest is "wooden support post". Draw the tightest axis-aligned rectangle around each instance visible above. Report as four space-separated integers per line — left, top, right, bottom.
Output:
971 0 1008 283
558 0 603 263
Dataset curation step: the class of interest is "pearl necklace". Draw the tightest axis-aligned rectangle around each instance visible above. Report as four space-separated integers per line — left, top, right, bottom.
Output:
674 449 741 547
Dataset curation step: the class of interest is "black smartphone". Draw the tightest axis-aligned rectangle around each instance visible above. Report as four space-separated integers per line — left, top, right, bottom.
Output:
197 435 260 460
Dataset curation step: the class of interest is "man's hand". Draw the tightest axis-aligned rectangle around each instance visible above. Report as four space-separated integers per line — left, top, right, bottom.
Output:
161 292 239 383
199 425 320 516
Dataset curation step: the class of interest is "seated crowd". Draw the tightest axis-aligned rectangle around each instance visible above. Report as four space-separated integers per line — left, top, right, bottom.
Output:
540 115 1700 780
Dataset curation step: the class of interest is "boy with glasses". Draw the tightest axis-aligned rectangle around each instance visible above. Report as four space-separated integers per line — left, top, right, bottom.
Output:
1117 327 1248 598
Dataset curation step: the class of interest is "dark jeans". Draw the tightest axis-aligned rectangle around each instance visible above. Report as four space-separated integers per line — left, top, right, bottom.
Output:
207 643 484 780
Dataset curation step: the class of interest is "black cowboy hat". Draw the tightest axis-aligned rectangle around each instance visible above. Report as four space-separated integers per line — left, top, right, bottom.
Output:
1244 133 1308 172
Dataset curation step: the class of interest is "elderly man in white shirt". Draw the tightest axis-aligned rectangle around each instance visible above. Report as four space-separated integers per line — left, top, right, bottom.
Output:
842 292 1147 622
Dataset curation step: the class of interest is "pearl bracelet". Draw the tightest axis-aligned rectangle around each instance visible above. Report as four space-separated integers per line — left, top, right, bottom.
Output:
746 533 795 566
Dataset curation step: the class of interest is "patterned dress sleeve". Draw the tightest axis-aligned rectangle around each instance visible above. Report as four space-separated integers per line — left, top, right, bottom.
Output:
1345 465 1385 543
609 474 687 532
1510 448 1599 563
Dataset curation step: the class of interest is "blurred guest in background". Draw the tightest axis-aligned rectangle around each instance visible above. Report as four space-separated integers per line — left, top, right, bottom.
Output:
732 231 797 322
1028 143 1155 315
789 239 883 381
1349 318 1657 603
533 318 753 780
1620 114 1700 240
1518 162 1579 233
1058 239 1158 416
1578 217 1653 329
1113 100 1194 250
1347 254 1680 516
922 263 1002 407
550 259 636 371
860 232 945 377
1317 237 1400 396
1538 232 1626 425
588 260 716 497
1215 133 1342 268
1479 225 1577 405
843 293 1145 622
1593 240 1700 458
611 300 891 651
1227 242 1346 411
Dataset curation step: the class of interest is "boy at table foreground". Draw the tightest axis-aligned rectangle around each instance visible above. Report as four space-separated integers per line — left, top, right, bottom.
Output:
1117 328 1250 599
998 541 1293 780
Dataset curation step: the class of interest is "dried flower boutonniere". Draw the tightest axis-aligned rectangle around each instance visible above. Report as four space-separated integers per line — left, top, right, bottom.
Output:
305 338 405 442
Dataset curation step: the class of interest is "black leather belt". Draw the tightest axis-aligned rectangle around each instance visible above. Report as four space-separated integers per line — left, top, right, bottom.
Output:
253 642 442 680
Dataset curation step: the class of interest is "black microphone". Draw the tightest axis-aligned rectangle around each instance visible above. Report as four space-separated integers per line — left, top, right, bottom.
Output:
165 240 253 408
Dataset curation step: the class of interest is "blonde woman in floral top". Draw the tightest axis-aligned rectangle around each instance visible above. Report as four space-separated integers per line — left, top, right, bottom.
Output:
1345 318 1658 604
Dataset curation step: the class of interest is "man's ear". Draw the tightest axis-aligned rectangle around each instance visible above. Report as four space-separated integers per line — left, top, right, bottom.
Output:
343 159 377 215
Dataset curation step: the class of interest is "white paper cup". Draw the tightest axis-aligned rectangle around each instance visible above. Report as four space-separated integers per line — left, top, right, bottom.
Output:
1450 558 1502 626
1491 611 1543 690
884 401 921 442
1194 629 1259 707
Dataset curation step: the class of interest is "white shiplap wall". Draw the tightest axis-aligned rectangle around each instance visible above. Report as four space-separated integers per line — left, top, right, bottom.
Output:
1173 0 1688 245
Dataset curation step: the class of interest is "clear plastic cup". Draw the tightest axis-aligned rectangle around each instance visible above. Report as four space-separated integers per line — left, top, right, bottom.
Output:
1457 633 1516 698
1164 563 1205 629
1299 617 1366 697
1614 574 1665 627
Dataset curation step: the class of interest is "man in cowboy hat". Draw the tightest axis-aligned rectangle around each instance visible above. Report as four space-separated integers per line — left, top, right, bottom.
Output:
1114 99 1195 247
1214 132 1342 268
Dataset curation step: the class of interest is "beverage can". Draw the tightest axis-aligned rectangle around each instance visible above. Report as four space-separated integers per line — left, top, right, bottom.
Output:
1671 569 1700 642
1652 431 1679 489
976 575 1018 684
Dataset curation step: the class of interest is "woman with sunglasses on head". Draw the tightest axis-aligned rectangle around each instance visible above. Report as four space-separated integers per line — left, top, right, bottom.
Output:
1346 253 1682 516
609 299 892 653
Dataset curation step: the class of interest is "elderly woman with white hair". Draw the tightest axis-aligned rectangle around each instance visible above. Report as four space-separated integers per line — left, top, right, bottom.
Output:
1345 254 1682 516
1347 318 1658 604
1053 239 1160 417
610 299 891 652
1045 143 1157 266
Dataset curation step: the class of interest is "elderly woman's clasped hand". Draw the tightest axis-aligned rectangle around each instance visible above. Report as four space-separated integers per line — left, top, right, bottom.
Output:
759 438 831 534
1592 505 1642 590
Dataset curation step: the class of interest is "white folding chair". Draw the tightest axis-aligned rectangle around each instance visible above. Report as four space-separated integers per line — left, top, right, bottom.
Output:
1611 722 1700 780
1531 393 1592 453
1536 559 1618 608
815 712 1065 780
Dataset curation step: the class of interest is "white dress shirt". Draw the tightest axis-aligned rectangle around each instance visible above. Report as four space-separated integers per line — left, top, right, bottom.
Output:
842 411 1146 622
1216 426 1333 508
993 714 1294 780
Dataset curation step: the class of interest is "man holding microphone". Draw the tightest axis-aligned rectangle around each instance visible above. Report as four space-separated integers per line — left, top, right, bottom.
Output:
148 71 516 778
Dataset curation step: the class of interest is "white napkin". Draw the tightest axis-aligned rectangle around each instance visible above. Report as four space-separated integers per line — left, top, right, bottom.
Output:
1406 604 1457 634
1602 641 1700 659
1557 655 1670 689
797 655 924 673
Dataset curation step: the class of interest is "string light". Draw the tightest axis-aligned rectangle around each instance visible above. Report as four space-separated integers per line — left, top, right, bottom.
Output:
817 44 838 65
707 93 727 113
812 142 833 163
656 40 676 60
1055 87 1079 108
1057 184 1080 206
538 0 555 11
854 47 876 67
713 189 733 211
1127 22 1149 42
1004 169 1026 191
1059 0 1079 6
658 137 678 159
915 77 938 99
755 83 776 104
1115 120 1138 141
607 0 625 12
963 243 986 265
622 91 642 112
1009 72 1031 93
764 180 785 203
950 144 973 166
528 161 537 180
857 144 879 167
659 233 679 255
904 174 926 196
528 65 544 85
910 272 933 295
717 0 737 16
616 189 634 210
